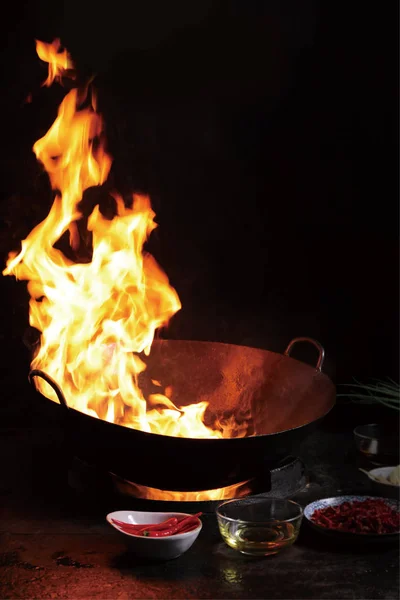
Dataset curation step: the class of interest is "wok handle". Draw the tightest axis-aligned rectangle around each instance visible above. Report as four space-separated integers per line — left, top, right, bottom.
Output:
29 369 69 412
284 337 325 372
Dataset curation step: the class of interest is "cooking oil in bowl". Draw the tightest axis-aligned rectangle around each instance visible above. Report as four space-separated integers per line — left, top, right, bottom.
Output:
216 498 303 556
219 520 300 556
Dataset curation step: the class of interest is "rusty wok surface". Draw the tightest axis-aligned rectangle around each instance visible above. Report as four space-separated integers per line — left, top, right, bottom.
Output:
29 337 335 491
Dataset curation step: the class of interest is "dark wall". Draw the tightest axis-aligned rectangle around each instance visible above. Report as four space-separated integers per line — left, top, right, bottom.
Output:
0 1 398 396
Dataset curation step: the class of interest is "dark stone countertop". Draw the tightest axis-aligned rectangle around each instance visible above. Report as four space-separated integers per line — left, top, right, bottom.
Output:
0 402 399 599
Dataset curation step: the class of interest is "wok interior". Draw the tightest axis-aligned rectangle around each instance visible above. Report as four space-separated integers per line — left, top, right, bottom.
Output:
139 340 335 437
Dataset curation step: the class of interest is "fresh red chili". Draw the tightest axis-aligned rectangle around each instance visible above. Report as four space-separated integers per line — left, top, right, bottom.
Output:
174 523 199 534
112 514 202 537
111 519 145 529
146 521 198 537
112 517 178 534
135 518 178 531
143 513 202 537
311 499 400 534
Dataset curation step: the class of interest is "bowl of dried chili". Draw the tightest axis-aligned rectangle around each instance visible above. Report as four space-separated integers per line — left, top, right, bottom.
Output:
304 496 400 542
106 510 202 560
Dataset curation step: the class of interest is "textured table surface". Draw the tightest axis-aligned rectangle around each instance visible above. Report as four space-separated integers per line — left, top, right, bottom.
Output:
0 404 399 599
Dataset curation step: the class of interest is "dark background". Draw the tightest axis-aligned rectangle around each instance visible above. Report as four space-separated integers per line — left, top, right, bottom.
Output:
0 0 398 424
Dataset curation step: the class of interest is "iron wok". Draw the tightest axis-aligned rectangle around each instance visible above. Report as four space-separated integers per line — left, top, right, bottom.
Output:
29 337 335 491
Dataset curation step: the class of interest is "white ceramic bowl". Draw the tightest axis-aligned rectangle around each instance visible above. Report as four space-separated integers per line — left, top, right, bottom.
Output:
362 466 400 499
106 510 202 560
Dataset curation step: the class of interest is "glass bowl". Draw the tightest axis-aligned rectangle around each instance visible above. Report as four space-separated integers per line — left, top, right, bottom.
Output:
216 497 303 556
353 424 399 465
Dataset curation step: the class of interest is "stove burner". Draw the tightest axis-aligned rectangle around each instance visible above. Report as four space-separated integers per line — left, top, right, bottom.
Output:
68 455 307 514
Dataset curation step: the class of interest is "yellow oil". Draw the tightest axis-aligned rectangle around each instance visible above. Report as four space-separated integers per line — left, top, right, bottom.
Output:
219 521 299 556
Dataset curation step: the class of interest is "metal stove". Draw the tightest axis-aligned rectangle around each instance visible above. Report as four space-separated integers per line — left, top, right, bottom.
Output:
68 455 308 514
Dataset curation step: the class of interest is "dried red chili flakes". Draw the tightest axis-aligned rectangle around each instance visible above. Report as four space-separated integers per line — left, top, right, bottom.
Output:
311 499 400 534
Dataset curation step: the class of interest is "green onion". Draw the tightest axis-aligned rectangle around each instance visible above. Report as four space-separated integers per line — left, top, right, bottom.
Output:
337 378 400 411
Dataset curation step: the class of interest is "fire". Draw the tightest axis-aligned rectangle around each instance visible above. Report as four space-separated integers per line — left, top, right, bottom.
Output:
35 39 74 86
113 477 253 502
3 40 238 441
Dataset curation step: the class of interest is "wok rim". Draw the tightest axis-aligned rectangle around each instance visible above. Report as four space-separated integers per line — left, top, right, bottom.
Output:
62 401 334 443
33 338 336 443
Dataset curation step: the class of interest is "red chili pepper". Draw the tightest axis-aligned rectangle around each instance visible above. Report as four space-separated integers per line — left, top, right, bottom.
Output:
144 521 197 537
113 521 146 531
181 512 202 521
144 513 202 537
111 519 144 529
311 499 400 534
112 517 178 534
133 518 179 535
174 523 200 534
146 522 197 537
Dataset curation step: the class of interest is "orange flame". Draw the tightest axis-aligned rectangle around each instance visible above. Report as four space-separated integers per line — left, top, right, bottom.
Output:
113 477 253 502
3 38 253 500
3 40 236 441
35 39 74 86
